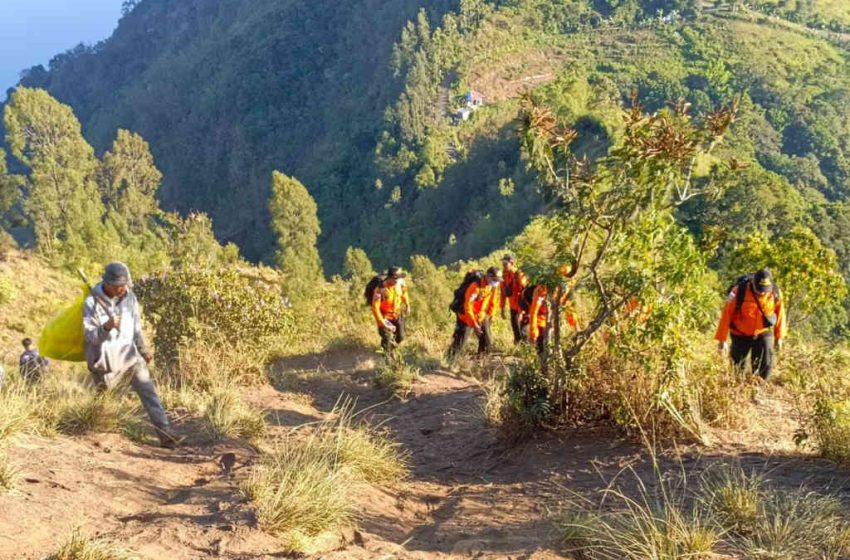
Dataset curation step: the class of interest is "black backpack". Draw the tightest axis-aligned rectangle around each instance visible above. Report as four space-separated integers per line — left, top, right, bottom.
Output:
449 270 484 313
518 284 538 313
727 274 781 311
364 275 385 306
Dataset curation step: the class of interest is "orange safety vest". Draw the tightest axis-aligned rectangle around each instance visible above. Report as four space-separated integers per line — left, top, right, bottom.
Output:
528 285 578 342
460 280 497 327
372 281 403 327
500 269 528 312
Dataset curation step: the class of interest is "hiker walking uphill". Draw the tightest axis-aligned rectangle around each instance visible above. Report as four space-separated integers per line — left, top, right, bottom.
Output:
448 266 502 359
83 262 178 448
500 254 528 344
715 269 786 381
19 337 48 384
370 267 409 354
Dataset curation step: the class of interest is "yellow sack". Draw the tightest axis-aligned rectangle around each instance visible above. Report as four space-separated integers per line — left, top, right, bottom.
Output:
40 286 90 362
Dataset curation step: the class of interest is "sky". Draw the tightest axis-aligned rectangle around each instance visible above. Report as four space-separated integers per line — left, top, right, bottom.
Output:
0 0 123 98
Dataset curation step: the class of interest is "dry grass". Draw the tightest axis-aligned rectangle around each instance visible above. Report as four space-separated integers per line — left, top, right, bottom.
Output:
44 527 137 560
0 450 19 492
244 397 408 552
562 461 850 560
201 389 266 442
57 391 141 436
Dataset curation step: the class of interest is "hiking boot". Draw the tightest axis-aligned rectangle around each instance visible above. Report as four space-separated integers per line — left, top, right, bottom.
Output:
155 427 180 449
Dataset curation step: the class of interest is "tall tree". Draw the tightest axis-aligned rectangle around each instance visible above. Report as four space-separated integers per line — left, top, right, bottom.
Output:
0 149 22 227
98 129 163 232
3 88 109 262
342 246 375 282
268 171 324 299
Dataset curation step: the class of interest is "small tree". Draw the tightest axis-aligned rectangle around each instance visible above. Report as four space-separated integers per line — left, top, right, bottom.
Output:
268 171 324 299
520 95 738 409
3 88 112 264
342 247 375 282
98 129 163 232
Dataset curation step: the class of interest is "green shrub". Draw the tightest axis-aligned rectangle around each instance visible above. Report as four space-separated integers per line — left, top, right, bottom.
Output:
136 267 294 365
373 352 419 399
0 274 17 305
804 396 850 465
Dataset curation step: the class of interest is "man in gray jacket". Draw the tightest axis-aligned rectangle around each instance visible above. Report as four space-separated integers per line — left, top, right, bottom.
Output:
83 262 178 448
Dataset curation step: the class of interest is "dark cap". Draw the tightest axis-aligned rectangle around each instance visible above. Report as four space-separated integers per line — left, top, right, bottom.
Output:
486 266 503 280
753 269 773 294
501 253 516 263
385 266 406 280
103 262 132 286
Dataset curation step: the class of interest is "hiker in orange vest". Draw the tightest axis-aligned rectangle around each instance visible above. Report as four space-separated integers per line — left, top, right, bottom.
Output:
715 269 786 380
525 271 579 355
500 254 529 344
448 267 502 359
372 267 408 354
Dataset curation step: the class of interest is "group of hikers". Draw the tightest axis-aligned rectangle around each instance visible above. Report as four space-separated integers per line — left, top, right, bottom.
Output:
369 253 581 360
370 257 786 384
3 260 785 450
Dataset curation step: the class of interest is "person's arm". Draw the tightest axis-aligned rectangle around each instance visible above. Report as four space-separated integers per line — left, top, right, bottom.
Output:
83 297 110 345
401 286 411 315
774 294 786 341
465 283 480 327
484 285 496 318
714 291 736 344
528 287 542 342
372 289 385 328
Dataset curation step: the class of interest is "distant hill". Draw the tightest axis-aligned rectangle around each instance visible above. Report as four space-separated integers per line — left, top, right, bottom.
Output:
5 0 850 271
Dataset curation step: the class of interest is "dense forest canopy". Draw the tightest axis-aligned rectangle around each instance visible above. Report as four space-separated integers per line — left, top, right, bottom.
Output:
2 0 850 282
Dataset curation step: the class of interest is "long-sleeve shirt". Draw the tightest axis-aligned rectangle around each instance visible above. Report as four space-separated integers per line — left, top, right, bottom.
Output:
500 269 528 312
715 284 786 341
459 280 497 327
83 283 149 376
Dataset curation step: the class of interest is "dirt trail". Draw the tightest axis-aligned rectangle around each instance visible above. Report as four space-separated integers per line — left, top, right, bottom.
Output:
3 347 850 559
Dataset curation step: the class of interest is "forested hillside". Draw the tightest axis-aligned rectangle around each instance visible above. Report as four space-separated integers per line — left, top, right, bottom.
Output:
4 0 850 275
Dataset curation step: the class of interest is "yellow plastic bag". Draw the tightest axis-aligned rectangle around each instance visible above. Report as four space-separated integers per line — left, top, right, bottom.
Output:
40 286 89 362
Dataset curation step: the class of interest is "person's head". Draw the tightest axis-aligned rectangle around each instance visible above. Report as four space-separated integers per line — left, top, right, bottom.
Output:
22 338 32 350
752 268 773 295
102 262 132 299
384 266 406 288
501 253 516 273
485 266 503 288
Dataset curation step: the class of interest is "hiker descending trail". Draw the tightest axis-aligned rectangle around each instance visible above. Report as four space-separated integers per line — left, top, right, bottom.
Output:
83 262 178 448
499 254 529 345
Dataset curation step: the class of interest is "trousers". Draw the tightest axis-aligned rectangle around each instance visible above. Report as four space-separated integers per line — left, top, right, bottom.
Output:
93 360 169 430
449 317 492 358
730 333 774 380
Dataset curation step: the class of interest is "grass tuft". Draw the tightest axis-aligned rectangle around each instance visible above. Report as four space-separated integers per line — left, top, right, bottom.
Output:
201 390 266 442
244 397 408 552
57 392 140 436
45 527 137 560
373 352 419 399
0 451 19 492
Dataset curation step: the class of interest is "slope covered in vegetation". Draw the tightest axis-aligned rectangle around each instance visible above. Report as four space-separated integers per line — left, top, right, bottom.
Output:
3 0 849 273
